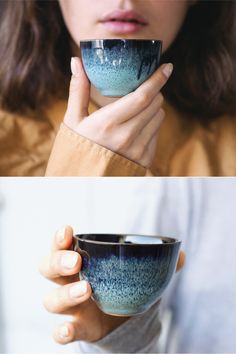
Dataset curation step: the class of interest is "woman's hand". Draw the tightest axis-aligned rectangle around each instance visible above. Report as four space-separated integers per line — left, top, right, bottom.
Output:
39 226 130 344
39 226 185 345
64 58 173 169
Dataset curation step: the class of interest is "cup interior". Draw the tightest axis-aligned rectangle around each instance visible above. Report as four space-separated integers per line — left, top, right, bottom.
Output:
76 234 179 245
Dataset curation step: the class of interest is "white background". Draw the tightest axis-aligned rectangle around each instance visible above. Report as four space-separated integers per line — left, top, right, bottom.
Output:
0 178 183 354
1 178 235 354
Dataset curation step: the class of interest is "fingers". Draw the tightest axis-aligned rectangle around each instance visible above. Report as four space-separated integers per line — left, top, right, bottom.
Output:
136 63 173 98
39 250 82 280
122 93 164 136
53 322 75 345
53 320 88 344
95 62 173 125
52 225 73 252
64 57 91 126
44 280 92 314
176 250 185 272
140 108 165 145
117 108 164 167
139 130 159 169
39 226 80 285
136 109 164 167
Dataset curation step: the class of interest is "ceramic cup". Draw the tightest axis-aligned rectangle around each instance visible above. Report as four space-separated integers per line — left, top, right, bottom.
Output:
73 234 181 316
80 39 162 97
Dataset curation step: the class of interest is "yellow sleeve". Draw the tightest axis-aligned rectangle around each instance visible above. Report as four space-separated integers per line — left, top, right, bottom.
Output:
0 110 53 176
45 123 148 176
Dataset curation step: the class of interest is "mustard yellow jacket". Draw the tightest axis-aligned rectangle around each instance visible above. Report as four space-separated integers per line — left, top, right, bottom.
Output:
0 99 236 176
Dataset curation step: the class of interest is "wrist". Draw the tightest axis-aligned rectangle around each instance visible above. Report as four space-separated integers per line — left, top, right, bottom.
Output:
101 313 130 339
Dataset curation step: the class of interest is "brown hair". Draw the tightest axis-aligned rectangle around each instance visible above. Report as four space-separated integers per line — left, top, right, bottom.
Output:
0 0 235 123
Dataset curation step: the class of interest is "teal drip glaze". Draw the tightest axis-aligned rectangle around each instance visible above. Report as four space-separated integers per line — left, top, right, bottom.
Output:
81 255 174 315
81 46 159 97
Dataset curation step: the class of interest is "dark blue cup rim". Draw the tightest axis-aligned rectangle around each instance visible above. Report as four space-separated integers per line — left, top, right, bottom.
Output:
80 39 162 44
74 234 181 246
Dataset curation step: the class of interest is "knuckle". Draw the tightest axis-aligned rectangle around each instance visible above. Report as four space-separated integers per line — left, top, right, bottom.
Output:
50 253 60 274
136 91 151 109
43 295 55 313
100 120 114 136
132 144 145 161
53 323 74 344
116 132 133 151
157 93 164 106
141 156 152 169
159 108 166 119
43 290 64 314
154 108 165 122
39 255 54 280
116 139 128 152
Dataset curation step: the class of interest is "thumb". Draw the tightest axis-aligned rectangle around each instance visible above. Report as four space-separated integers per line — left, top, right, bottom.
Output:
64 57 91 125
176 250 185 272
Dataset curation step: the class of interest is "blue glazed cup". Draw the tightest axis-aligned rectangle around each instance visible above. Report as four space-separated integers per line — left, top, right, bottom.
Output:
73 234 181 316
80 39 162 97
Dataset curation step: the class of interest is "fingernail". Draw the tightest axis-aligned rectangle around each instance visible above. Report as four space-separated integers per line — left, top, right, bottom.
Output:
162 63 173 79
59 325 69 338
61 252 78 269
56 226 66 244
69 280 88 298
71 57 79 77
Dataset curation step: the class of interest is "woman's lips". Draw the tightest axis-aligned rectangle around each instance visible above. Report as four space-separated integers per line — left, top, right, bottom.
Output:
100 10 148 34
101 20 146 34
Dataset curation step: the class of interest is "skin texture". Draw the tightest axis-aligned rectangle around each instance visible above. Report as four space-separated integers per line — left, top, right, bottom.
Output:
39 226 185 344
57 0 193 168
65 58 172 168
58 0 191 107
40 0 190 345
59 0 189 53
